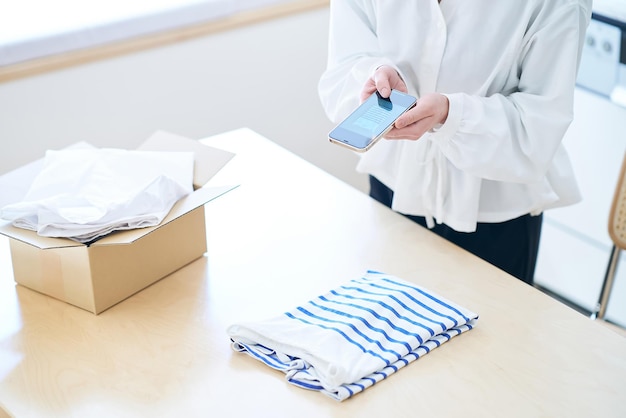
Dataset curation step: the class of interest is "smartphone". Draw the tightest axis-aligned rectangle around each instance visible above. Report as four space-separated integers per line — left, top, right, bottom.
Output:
328 89 417 152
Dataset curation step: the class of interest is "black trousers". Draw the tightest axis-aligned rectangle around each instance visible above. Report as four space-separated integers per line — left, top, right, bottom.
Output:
369 175 542 285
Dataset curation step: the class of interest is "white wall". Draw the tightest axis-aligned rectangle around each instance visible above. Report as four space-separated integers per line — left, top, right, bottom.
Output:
0 6 369 193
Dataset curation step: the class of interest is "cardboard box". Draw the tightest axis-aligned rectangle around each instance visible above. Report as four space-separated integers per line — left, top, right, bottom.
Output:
0 131 237 314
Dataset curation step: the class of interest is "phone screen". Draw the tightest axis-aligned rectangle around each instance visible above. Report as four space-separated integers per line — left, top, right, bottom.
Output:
328 90 416 152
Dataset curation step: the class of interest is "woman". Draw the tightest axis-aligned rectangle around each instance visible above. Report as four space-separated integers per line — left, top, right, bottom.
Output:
318 0 592 284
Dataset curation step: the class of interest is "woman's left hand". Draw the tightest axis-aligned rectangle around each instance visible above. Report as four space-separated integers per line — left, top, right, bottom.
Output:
385 93 450 140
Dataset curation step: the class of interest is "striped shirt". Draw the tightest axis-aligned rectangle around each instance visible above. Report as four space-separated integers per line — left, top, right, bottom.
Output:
227 270 478 401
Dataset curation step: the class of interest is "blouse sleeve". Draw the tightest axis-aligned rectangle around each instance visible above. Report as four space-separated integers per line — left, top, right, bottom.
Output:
318 0 400 123
432 1 592 183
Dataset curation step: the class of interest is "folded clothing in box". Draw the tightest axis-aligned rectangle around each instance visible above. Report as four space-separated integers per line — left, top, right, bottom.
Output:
1 146 194 244
227 270 479 401
0 131 237 314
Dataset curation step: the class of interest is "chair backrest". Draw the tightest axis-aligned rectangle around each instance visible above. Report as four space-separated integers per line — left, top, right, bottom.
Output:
609 151 626 251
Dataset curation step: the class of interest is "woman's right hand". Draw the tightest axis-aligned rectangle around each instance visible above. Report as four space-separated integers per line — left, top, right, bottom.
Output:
360 65 408 102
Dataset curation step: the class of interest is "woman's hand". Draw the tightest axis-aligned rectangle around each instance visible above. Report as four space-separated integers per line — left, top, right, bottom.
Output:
386 92 449 140
360 65 408 102
361 66 449 141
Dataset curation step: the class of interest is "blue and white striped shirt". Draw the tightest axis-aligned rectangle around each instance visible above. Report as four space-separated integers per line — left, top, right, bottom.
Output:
228 270 478 401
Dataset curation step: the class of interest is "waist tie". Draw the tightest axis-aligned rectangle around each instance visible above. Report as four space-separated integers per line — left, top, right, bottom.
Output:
419 140 446 229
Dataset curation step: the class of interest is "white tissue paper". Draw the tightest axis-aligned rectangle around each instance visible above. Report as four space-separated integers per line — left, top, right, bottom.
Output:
0 147 194 243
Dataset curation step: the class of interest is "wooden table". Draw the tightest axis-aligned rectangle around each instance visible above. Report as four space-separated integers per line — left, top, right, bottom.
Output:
1 128 625 417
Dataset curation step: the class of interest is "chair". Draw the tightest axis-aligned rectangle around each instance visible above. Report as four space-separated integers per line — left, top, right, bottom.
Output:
593 151 626 320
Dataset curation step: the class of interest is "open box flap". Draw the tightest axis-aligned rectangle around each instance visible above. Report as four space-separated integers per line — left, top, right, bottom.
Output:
138 131 235 189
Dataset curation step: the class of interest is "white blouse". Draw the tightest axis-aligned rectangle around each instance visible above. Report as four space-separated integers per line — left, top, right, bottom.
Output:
318 0 592 232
